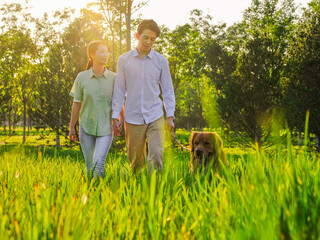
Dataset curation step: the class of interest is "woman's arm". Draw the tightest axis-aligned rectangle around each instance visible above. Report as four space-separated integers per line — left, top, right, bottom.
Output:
69 102 82 141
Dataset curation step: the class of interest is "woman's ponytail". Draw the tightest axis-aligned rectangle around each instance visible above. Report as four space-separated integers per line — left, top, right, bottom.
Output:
86 59 93 70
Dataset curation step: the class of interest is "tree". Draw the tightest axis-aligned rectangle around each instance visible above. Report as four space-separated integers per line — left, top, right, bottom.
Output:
31 9 77 147
121 0 150 51
158 23 205 129
14 59 38 143
152 10 226 130
32 7 112 147
0 3 38 140
210 0 296 146
0 33 12 132
89 0 120 71
284 0 320 140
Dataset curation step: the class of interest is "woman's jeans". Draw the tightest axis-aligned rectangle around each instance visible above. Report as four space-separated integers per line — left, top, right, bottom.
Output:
79 125 113 178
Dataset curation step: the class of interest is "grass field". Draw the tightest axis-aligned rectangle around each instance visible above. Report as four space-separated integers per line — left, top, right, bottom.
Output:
0 127 320 239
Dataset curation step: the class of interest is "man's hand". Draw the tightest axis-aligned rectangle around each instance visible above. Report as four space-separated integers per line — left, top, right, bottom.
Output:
119 118 124 132
166 117 175 133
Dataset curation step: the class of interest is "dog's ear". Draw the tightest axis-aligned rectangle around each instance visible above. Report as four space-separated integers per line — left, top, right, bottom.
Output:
210 132 229 167
190 132 198 153
210 132 223 152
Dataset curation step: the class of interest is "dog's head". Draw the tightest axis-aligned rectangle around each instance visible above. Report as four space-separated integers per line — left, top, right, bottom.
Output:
190 132 223 168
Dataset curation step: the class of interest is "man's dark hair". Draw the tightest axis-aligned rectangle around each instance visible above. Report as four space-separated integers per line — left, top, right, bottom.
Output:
137 19 161 37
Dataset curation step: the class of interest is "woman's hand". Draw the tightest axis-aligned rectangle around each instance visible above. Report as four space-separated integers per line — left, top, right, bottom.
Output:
69 102 81 141
69 128 76 141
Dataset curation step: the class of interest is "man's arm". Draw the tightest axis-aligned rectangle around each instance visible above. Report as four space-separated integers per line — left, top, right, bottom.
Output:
159 58 175 132
116 105 125 133
112 56 126 120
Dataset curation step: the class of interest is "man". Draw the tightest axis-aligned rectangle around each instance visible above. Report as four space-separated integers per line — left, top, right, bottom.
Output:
112 19 175 173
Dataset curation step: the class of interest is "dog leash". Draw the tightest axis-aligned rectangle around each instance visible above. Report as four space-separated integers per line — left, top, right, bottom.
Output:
170 132 190 151
69 130 190 151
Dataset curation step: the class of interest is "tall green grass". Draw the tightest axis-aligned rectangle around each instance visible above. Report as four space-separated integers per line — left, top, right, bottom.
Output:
0 132 320 239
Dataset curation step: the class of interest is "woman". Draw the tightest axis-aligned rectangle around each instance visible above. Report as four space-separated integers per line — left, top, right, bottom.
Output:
69 41 123 178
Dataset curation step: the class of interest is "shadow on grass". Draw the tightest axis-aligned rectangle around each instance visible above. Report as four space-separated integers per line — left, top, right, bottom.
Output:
0 144 83 162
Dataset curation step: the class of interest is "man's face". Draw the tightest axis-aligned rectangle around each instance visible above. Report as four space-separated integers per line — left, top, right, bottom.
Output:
136 29 157 52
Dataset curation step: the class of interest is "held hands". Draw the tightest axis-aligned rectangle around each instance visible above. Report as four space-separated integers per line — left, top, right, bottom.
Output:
112 118 123 136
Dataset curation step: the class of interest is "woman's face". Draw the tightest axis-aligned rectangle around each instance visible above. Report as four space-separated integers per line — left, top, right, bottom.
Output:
92 44 110 65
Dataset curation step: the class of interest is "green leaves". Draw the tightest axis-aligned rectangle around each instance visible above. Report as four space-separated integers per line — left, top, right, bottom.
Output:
208 0 298 146
284 0 320 139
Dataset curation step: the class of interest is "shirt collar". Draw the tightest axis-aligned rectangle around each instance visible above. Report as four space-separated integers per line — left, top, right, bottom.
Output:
88 67 109 78
133 48 154 59
133 48 139 57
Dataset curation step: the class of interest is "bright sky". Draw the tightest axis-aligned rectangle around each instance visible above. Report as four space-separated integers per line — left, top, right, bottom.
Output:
4 0 311 29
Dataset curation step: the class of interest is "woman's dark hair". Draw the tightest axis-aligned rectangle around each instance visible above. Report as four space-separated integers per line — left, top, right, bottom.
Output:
137 19 161 37
86 41 108 70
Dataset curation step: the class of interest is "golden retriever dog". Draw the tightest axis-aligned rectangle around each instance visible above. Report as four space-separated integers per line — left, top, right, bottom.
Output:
190 132 228 173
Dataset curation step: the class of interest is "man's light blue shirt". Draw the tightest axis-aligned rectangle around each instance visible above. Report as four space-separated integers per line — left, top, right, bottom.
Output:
112 48 175 125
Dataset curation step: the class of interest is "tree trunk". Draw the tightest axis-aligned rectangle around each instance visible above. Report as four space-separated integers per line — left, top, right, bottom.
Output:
8 100 11 136
56 128 60 147
22 100 27 143
119 0 122 55
56 114 60 147
298 131 302 148
255 135 262 148
3 114 6 132
112 30 116 71
254 126 262 148
225 127 229 141
27 114 30 135
199 103 204 130
188 104 191 131
125 0 132 52
13 111 16 129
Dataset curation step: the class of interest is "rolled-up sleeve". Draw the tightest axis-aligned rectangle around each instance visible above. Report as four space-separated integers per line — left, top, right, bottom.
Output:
69 74 83 102
160 58 175 118
112 56 126 119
